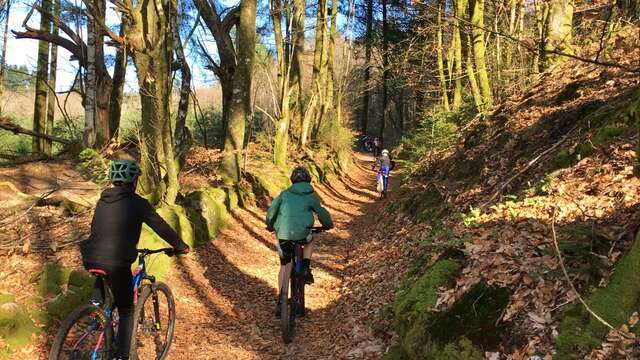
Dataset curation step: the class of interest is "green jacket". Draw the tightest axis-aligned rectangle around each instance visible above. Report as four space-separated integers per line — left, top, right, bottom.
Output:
266 182 333 241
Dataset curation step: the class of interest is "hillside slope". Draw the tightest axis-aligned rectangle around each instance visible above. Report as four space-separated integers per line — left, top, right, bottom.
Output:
382 39 640 359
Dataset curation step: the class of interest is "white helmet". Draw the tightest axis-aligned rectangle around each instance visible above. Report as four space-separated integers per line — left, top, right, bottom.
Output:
381 149 389 156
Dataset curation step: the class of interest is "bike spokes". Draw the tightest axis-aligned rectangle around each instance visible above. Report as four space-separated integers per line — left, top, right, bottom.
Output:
58 312 109 360
134 287 174 359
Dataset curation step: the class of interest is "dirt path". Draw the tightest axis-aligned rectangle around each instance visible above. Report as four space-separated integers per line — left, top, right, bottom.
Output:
164 153 398 359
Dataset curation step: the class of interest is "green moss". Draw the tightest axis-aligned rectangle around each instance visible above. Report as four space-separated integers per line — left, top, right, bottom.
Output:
394 259 462 339
37 264 71 297
556 230 640 359
0 295 14 306
554 149 573 169
423 338 483 360
0 302 38 351
382 346 410 360
415 189 445 222
429 284 509 348
46 270 93 323
592 125 625 146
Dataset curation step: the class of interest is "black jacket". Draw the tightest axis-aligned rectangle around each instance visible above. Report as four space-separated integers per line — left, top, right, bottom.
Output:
81 186 188 267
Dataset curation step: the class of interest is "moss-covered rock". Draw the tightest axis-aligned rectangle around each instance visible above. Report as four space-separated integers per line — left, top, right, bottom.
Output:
0 301 38 355
556 230 640 359
183 188 229 246
46 269 94 323
138 205 196 278
422 337 484 360
382 345 410 360
394 259 462 343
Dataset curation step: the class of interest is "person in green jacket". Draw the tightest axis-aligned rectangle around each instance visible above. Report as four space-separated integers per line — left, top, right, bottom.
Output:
266 167 333 315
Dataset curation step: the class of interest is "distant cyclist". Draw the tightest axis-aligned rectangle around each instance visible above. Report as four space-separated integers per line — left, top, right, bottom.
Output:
265 167 333 317
80 160 190 360
375 149 394 197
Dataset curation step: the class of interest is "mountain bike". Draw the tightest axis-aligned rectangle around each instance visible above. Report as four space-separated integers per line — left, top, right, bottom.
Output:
49 248 177 360
279 227 325 344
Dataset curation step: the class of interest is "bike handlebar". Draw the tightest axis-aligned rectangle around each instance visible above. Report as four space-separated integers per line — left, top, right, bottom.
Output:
309 226 328 234
137 248 175 257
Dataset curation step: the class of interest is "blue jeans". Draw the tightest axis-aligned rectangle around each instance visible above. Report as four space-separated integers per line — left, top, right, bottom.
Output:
379 166 390 191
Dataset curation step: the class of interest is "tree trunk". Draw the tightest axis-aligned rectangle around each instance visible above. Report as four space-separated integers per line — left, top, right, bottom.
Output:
452 0 465 111
325 0 338 113
221 0 257 183
44 0 60 155
171 2 191 164
361 0 373 133
466 33 483 111
291 0 305 136
380 0 388 140
33 0 51 154
532 0 548 74
109 24 127 139
470 0 493 110
0 1 10 105
543 0 574 69
83 15 97 148
437 0 450 112
301 0 327 146
272 0 292 166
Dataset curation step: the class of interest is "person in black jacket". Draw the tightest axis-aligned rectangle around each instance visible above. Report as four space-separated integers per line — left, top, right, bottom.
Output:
80 159 189 360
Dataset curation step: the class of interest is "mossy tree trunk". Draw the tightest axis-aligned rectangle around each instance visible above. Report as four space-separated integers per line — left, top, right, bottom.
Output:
437 0 450 112
452 0 464 111
470 0 493 110
291 0 305 137
466 32 483 112
221 0 257 184
33 0 51 154
301 0 327 146
112 0 181 204
272 0 292 166
543 0 574 69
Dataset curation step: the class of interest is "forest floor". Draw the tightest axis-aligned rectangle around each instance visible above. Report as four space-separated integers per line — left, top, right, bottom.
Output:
0 152 409 359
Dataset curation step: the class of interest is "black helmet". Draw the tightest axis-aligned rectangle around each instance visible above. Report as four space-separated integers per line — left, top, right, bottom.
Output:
290 166 311 183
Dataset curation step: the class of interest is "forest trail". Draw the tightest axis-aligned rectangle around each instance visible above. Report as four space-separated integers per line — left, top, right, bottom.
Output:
162 152 396 359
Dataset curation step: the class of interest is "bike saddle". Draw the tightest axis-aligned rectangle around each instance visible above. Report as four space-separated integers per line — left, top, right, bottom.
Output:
88 268 108 277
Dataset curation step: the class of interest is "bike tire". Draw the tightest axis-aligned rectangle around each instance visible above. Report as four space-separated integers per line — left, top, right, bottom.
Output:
280 288 294 344
297 274 306 318
49 304 111 360
130 282 176 360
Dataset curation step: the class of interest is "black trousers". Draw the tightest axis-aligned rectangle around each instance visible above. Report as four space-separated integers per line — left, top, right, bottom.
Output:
85 263 134 359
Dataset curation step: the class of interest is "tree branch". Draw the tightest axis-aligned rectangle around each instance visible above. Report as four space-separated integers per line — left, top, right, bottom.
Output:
0 117 71 144
12 29 83 65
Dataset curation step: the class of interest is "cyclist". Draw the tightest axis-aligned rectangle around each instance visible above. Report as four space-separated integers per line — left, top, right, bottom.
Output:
375 149 393 197
265 166 333 317
80 159 190 360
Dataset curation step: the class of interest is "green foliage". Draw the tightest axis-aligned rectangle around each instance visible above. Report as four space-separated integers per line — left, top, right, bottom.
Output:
189 109 224 148
556 231 640 358
399 111 460 170
316 116 353 155
462 207 482 226
382 346 410 360
2 65 36 90
0 301 38 356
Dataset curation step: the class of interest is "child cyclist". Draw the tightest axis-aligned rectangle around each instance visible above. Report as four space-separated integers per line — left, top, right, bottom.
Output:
265 167 333 317
375 149 393 197
80 160 190 360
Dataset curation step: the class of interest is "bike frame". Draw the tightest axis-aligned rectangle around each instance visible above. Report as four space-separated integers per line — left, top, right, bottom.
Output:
83 249 164 359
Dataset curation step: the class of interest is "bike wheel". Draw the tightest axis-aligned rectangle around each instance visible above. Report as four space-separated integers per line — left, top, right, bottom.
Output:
296 274 306 318
49 304 112 360
280 286 294 344
130 282 176 360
